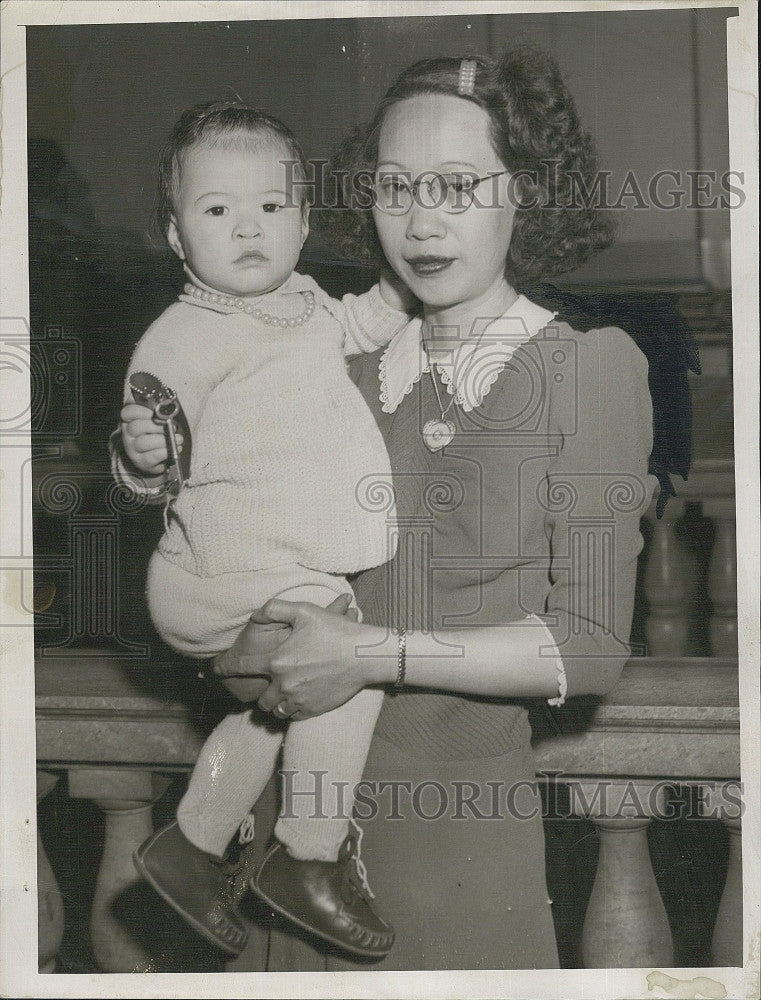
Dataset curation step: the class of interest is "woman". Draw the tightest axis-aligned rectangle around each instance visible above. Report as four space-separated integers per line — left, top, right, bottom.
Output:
216 47 657 970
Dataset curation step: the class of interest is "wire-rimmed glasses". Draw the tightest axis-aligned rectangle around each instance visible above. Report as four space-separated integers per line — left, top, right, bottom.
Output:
373 170 510 215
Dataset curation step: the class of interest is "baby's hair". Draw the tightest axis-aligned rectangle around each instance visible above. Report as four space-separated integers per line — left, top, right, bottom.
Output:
156 100 309 235
318 47 615 290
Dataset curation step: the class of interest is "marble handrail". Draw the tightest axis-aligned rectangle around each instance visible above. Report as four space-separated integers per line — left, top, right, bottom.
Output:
36 654 740 777
35 653 741 972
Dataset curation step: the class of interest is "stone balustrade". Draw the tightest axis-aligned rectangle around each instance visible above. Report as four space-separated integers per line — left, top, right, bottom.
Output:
35 652 740 973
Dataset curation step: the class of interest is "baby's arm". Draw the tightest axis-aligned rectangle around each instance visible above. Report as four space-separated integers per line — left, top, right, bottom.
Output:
110 417 173 503
110 307 211 497
310 268 418 356
111 386 185 502
118 401 184 475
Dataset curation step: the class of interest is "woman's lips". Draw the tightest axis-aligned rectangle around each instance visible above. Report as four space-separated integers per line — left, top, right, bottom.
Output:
405 256 454 276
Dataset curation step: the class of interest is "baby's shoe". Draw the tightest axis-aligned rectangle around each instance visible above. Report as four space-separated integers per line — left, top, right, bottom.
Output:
249 828 394 958
133 821 248 955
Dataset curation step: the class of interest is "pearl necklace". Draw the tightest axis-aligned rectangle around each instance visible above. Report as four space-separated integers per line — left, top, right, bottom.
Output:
184 283 316 328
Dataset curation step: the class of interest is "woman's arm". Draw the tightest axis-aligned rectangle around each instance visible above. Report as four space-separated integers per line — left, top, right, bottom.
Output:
248 602 563 719
536 327 657 698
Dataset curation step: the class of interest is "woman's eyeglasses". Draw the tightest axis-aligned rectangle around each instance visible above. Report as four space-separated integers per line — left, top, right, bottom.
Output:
373 171 510 215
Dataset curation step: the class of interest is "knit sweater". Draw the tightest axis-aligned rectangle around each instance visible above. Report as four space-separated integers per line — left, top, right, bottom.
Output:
348 300 658 759
114 271 406 578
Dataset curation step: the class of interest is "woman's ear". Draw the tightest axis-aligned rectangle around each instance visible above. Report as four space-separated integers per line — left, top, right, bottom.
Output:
166 217 186 261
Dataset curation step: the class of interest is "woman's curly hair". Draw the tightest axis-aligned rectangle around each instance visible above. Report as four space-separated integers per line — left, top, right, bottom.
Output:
316 47 615 291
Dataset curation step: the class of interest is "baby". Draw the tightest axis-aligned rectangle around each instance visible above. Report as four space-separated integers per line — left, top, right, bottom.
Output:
112 101 406 959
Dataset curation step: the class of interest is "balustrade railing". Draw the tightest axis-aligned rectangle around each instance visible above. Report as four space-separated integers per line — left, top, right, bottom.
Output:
35 649 741 973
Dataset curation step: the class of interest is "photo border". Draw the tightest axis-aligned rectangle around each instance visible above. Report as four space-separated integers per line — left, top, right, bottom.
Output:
1 2 758 998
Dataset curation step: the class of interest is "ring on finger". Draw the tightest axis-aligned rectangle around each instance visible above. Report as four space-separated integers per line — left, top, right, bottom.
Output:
273 701 290 718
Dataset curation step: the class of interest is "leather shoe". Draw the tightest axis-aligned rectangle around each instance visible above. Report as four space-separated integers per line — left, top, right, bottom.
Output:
250 833 394 958
133 821 248 956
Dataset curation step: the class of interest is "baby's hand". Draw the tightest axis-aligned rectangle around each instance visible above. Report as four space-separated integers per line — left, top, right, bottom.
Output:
379 264 419 313
120 402 183 476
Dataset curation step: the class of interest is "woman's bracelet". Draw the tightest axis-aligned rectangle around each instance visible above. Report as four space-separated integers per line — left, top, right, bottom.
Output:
394 628 407 689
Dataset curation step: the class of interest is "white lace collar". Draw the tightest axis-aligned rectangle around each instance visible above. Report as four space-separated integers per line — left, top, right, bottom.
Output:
379 295 558 414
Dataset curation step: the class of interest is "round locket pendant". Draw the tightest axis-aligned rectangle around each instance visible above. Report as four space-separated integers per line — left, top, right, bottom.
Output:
422 418 456 452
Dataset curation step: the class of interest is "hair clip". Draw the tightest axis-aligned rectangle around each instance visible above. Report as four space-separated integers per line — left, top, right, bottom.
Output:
457 59 477 96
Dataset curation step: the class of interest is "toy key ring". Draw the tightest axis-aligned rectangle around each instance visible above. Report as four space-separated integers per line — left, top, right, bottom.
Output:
154 397 179 421
151 395 184 497
129 371 190 498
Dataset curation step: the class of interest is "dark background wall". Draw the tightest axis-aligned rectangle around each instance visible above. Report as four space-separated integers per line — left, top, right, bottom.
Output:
27 7 734 288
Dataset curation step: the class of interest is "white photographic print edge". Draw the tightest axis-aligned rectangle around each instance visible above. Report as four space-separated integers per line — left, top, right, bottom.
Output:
0 2 758 998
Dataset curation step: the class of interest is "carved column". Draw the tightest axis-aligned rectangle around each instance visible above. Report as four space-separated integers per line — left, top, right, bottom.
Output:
643 502 690 655
569 779 674 968
67 768 169 972
37 771 65 973
702 783 743 966
705 499 738 657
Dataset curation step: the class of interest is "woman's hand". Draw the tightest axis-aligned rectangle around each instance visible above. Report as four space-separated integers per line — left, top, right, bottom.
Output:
120 402 183 476
212 594 359 705
379 264 419 314
254 598 379 721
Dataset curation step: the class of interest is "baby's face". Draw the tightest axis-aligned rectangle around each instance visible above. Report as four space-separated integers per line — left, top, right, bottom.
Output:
167 138 308 297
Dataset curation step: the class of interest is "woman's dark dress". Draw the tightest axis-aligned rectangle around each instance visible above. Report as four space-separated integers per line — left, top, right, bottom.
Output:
261 318 655 970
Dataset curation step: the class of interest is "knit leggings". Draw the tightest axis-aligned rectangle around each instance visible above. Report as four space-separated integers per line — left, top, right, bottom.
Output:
148 553 383 861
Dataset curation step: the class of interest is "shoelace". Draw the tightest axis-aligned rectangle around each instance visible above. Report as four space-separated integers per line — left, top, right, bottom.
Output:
344 817 375 901
215 816 259 907
220 847 259 907
223 814 377 905
238 813 256 845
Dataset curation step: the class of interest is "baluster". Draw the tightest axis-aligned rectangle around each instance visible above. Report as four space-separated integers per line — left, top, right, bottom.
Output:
37 771 65 973
643 502 690 655
702 783 743 966
712 817 742 966
569 779 673 967
67 768 169 972
680 501 710 656
705 500 738 657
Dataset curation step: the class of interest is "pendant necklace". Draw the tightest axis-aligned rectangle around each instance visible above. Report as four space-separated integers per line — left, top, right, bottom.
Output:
420 295 516 452
423 363 457 452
